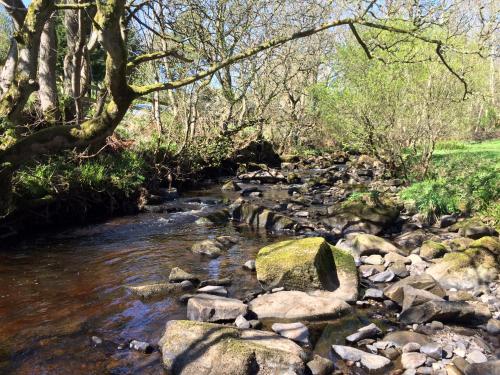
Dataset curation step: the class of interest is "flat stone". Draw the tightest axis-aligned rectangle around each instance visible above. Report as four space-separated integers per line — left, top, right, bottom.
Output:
191 240 224 258
420 343 442 360
248 291 351 321
399 300 491 325
384 274 446 306
234 315 251 329
465 350 487 364
199 277 232 287
402 352 427 369
402 285 445 311
359 264 385 278
129 340 153 353
272 322 309 344
159 320 306 375
385 252 411 265
169 267 199 283
187 294 247 322
363 254 384 265
306 355 334 375
127 282 184 299
389 262 410 278
369 269 395 283
346 323 382 343
197 285 228 297
332 345 391 372
364 288 384 300
351 234 402 256
383 331 430 347
403 342 421 352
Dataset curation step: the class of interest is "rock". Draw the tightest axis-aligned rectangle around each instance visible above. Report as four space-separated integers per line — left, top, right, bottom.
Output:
351 234 402 256
469 236 500 253
306 355 334 375
238 169 286 184
464 360 500 375
403 342 421 352
91 336 102 345
235 315 251 329
401 352 427 369
243 260 256 271
384 274 446 306
389 262 410 278
255 237 358 301
399 300 491 325
169 267 199 283
346 323 382 343
248 291 351 321
271 322 309 344
197 285 228 297
359 264 385 278
458 223 498 239
159 320 306 375
362 254 384 265
191 240 224 258
420 343 442 360
364 288 384 300
196 210 231 225
419 241 447 260
240 187 263 197
446 364 464 375
221 180 241 191
401 285 445 311
439 215 457 228
232 140 282 167
486 318 500 334
465 350 488 364
180 280 195 291
394 230 427 251
381 347 400 360
127 282 184 299
444 237 474 252
369 269 395 283
199 277 232 287
383 331 430 347
385 252 411 265
187 294 247 322
426 249 498 290
430 321 444 331
129 340 153 354
331 345 391 372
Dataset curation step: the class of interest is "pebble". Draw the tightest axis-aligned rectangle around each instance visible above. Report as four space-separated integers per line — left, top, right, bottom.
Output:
129 340 153 353
91 336 102 345
243 260 256 271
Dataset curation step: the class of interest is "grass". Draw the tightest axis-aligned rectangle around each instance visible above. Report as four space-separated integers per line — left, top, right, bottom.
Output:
400 139 500 225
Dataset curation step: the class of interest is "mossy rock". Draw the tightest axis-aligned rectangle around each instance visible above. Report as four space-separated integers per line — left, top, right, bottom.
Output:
469 236 500 254
420 240 448 260
287 172 302 184
221 180 241 191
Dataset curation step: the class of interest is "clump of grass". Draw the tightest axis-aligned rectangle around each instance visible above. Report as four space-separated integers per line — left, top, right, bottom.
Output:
434 140 466 150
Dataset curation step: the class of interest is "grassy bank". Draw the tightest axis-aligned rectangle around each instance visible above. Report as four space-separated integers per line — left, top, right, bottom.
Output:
400 139 500 225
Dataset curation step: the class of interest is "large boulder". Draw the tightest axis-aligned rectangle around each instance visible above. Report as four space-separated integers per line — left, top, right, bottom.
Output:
399 300 491 325
230 199 302 232
426 248 498 290
323 197 400 235
255 237 358 300
248 291 351 321
231 140 282 168
187 294 247 322
159 320 307 375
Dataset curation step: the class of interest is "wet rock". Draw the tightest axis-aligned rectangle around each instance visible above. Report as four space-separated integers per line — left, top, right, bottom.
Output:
169 267 199 283
272 322 309 344
243 260 256 271
129 340 153 354
381 346 400 360
197 285 228 297
399 300 491 325
384 274 446 306
419 241 447 260
248 291 351 321
465 350 487 364
187 294 247 322
430 321 444 331
199 277 232 287
202 210 231 225
426 249 498 290
306 355 334 375
234 315 251 329
221 180 241 191
255 237 358 301
331 345 391 372
191 240 224 258
402 352 427 369
91 336 103 345
364 288 384 300
240 187 263 197
346 323 382 343
159 320 306 375
464 360 500 375
127 282 184 299
238 169 286 184
383 331 430 347
369 269 395 283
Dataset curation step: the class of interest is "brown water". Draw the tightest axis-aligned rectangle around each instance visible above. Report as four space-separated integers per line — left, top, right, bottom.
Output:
0 188 285 374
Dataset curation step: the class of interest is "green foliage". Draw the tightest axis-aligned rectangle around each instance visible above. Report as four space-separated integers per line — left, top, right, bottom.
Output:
0 9 12 63
434 141 466 150
401 139 500 223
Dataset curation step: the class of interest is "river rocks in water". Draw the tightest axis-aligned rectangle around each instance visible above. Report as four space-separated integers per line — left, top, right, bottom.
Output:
369 269 395 283
127 282 186 299
401 352 427 369
129 340 153 354
331 345 391 372
306 355 334 375
384 274 446 306
187 294 247 322
230 199 302 231
221 180 241 191
197 285 228 297
248 291 351 321
425 248 498 290
238 169 286 184
399 300 491 325
272 322 309 344
169 267 199 283
199 277 232 287
346 323 382 343
159 320 306 375
351 234 402 256
255 237 358 300
240 187 263 197
419 241 447 260
191 236 239 258
383 331 430 347
243 260 256 271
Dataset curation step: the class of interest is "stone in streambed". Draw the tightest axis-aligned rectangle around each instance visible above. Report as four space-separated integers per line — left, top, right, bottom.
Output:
331 345 391 372
384 274 446 306
364 288 384 300
243 260 256 271
346 323 382 343
272 322 309 344
127 282 187 299
187 294 247 322
199 277 232 287
197 285 228 296
419 241 447 260
351 233 402 256
369 269 395 283
159 320 306 375
169 267 199 283
306 355 334 375
221 180 241 191
401 352 427 369
399 300 491 325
